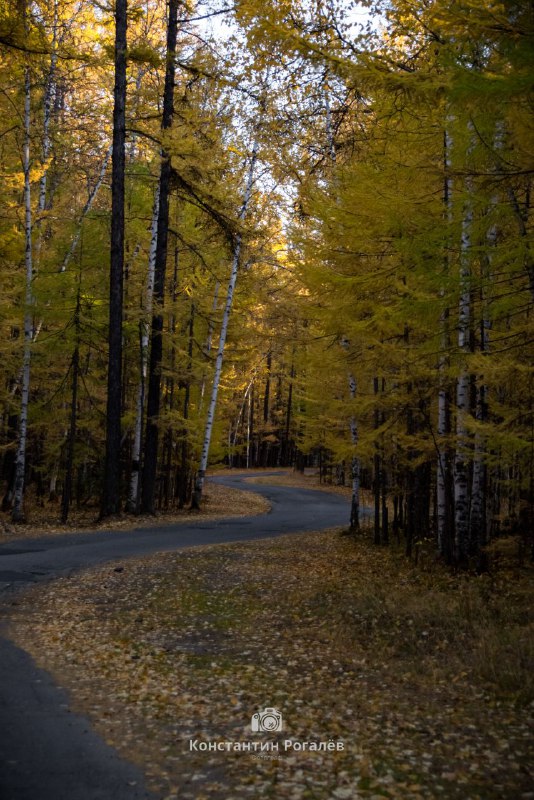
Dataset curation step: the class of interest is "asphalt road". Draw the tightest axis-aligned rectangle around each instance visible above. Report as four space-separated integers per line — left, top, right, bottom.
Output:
0 473 352 800
0 473 350 590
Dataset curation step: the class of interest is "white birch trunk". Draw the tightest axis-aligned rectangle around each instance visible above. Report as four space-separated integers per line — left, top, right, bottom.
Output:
12 68 34 522
127 184 160 511
49 460 60 500
192 139 259 505
36 7 57 256
128 66 145 161
60 144 112 272
230 378 254 462
246 386 252 469
11 12 59 518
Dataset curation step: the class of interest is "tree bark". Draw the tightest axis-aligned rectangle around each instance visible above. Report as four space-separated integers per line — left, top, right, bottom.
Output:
126 185 160 512
348 369 360 532
453 183 473 565
101 0 127 518
140 0 179 514
178 303 194 507
373 376 381 545
12 65 34 522
61 289 80 523
437 128 453 560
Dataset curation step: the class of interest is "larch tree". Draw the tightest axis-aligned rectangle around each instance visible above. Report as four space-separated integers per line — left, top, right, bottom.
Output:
101 0 127 518
140 0 179 514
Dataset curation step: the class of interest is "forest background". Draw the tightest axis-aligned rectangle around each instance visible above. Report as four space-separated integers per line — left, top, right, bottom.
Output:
0 0 532 568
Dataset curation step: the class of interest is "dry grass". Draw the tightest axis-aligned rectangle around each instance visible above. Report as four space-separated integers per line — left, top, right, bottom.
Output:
332 555 534 705
6 527 533 800
0 480 270 542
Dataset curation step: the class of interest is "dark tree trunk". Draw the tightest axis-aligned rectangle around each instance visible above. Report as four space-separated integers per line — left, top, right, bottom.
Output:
405 399 415 558
381 467 389 545
61 287 81 523
373 377 381 545
178 303 194 507
61 344 79 523
393 494 400 543
101 0 127 517
263 351 271 424
283 363 294 466
141 0 178 513
249 381 255 468
380 378 388 544
163 423 173 510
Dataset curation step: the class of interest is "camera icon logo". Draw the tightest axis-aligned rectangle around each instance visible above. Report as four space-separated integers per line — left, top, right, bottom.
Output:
251 707 283 733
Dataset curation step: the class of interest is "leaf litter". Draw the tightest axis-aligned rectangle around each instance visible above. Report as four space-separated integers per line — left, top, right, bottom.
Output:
4 520 533 800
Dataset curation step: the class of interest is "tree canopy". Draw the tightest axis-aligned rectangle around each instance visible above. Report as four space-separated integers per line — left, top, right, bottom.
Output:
1 0 532 567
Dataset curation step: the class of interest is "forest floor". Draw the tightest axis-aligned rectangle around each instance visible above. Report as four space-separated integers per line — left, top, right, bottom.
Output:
5 498 533 799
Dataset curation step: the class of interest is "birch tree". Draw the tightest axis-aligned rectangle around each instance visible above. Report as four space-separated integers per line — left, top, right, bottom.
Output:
191 131 261 508
11 63 33 522
127 185 159 512
11 0 60 520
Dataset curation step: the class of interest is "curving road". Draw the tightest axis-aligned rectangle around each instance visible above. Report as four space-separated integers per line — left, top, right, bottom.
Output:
0 473 351 591
0 473 352 800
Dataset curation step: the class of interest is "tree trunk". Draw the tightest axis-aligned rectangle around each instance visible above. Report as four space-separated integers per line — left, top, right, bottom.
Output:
140 0 179 514
437 128 453 560
101 0 127 518
373 376 381 545
453 184 473 565
126 185 159 512
263 350 271 423
35 5 57 265
60 145 112 273
348 370 360 532
12 65 33 522
61 343 79 522
246 381 253 468
283 362 294 467
178 303 194 507
191 132 261 508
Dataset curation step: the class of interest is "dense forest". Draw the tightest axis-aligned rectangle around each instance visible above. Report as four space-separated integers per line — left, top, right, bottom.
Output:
0 0 532 567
